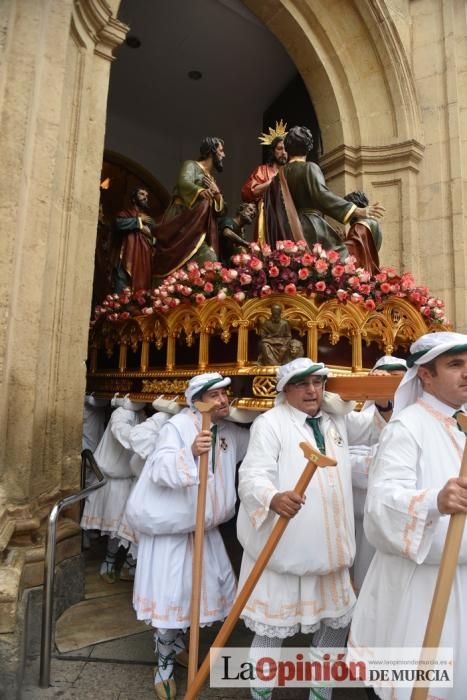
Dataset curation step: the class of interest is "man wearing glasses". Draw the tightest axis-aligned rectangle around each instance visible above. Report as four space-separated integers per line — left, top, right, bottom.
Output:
237 357 388 700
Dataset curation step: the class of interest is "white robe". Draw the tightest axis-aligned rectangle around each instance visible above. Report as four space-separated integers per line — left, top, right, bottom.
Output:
350 404 386 592
349 392 467 699
237 402 380 637
133 409 249 630
80 406 144 542
118 411 173 547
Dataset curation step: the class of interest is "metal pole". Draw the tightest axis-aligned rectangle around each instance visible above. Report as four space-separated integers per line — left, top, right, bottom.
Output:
39 451 106 688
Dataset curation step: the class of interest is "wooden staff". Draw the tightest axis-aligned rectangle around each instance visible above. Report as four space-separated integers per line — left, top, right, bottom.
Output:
187 399 216 687
184 441 337 700
411 412 467 700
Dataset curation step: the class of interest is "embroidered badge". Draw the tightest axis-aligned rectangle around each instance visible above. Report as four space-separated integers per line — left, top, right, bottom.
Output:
330 427 344 447
220 437 228 451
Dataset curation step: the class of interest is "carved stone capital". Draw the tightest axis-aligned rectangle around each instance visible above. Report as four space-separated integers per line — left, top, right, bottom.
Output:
74 0 128 60
321 140 425 180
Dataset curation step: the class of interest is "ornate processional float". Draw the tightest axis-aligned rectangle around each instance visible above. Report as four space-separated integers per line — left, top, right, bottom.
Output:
86 241 449 406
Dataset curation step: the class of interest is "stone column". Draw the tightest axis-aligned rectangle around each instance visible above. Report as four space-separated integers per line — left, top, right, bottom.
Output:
0 0 127 691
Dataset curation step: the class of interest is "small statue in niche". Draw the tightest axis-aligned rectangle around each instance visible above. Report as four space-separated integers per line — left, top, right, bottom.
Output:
257 304 304 365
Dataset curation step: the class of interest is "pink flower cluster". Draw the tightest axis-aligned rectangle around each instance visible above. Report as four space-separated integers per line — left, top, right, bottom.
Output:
94 242 448 326
94 288 153 322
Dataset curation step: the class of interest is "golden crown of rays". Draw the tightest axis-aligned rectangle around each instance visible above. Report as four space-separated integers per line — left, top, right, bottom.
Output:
258 119 288 146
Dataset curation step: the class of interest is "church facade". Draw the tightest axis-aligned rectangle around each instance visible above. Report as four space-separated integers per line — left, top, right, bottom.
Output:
1 0 466 692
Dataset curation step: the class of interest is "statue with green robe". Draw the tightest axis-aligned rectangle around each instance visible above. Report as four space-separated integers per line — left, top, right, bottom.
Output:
263 126 385 259
153 137 226 279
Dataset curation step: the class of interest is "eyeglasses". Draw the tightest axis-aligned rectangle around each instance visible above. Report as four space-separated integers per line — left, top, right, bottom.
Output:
289 378 325 390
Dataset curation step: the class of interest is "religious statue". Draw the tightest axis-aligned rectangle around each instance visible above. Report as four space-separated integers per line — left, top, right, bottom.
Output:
152 137 226 279
219 202 257 265
257 304 304 365
344 190 382 273
113 187 156 292
241 120 288 244
263 126 385 258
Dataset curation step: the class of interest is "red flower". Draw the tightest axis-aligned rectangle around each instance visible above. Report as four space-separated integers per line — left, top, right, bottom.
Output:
301 253 314 266
240 273 252 285
315 281 327 292
327 250 340 263
119 311 130 320
298 267 310 280
380 282 391 294
278 253 291 267
195 293 206 304
284 283 297 295
336 289 348 301
269 265 280 278
364 299 376 310
203 282 214 293
260 285 272 297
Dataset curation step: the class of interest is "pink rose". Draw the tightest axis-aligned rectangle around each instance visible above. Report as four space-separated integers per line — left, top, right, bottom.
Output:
336 289 348 301
203 282 214 293
409 291 421 303
203 261 214 270
217 291 227 301
249 242 261 253
298 267 310 280
231 255 241 266
250 257 263 271
360 284 371 295
312 243 323 255
154 299 162 307
261 244 272 256
195 293 206 304
380 282 391 294
315 281 327 292
234 291 245 302
364 299 376 310
278 253 291 267
301 253 314 266
348 276 361 289
358 271 371 283
276 241 285 251
284 283 297 295
119 311 130 320
228 269 238 280
181 286 192 296
169 298 180 308
327 250 340 263
142 307 154 315
315 259 329 274
375 273 387 283
331 264 345 278
240 273 252 285
344 262 356 274
269 265 280 278
260 285 272 297
350 292 363 304
421 306 432 317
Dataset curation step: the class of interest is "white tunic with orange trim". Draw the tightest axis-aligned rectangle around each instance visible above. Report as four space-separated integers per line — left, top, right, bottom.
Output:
132 409 249 629
349 392 467 699
237 402 380 638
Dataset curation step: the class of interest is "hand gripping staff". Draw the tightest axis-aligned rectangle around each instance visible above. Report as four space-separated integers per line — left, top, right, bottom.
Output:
411 412 467 700
184 441 337 700
187 399 216 687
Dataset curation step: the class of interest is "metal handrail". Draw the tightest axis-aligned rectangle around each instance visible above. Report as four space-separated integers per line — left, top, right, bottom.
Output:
39 449 107 688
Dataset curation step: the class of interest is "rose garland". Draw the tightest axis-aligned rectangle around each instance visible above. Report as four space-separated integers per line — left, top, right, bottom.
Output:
94 241 447 326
